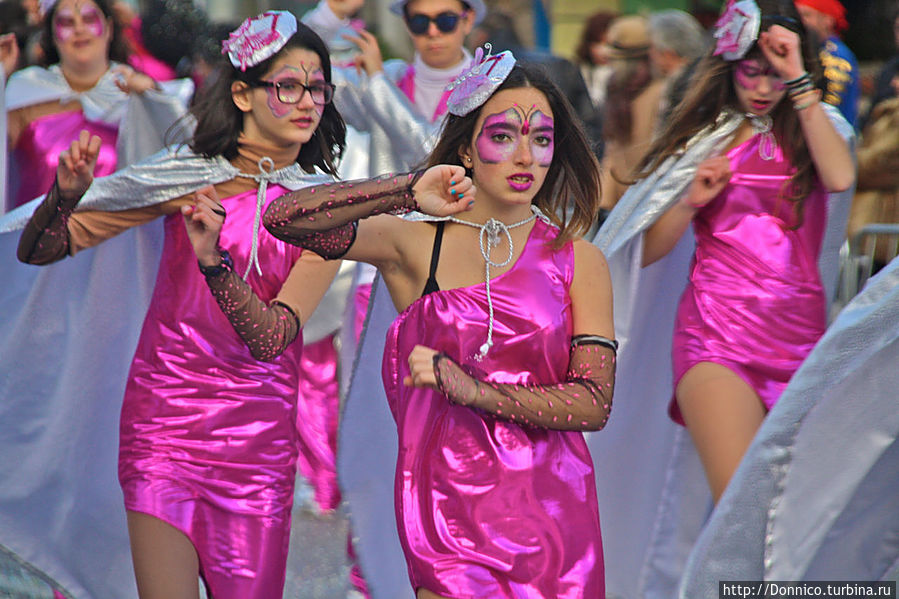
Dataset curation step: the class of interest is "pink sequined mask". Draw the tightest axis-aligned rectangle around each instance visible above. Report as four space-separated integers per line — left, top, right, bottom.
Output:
735 59 786 91
475 104 554 167
53 3 105 42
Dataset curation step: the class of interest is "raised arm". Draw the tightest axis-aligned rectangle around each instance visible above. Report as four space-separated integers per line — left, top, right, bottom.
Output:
17 131 102 263
183 186 340 362
406 241 618 432
759 26 854 192
642 155 731 267
262 165 474 261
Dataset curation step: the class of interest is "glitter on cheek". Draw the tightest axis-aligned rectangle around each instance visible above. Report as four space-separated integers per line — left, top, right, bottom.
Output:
529 111 554 167
264 87 293 118
474 108 522 164
81 7 105 37
53 12 76 42
734 67 759 91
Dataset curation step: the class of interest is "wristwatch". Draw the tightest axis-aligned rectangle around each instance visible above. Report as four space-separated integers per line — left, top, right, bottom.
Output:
198 249 234 278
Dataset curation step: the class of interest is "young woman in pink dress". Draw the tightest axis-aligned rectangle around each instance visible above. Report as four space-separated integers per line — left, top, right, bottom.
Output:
5 0 191 212
264 50 616 598
637 0 855 502
18 12 347 598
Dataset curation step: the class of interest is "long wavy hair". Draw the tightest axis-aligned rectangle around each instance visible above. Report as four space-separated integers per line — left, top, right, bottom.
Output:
427 62 602 246
633 0 822 225
187 22 346 176
40 0 130 66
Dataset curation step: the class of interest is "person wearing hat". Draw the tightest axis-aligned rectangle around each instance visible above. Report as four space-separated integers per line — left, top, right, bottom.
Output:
597 14 654 212
795 0 859 126
304 0 484 176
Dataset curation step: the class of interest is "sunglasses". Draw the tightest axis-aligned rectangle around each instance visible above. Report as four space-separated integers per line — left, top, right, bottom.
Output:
404 11 466 35
254 80 335 105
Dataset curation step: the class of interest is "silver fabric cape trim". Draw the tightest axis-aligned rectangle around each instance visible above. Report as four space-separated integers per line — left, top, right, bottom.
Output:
0 145 332 233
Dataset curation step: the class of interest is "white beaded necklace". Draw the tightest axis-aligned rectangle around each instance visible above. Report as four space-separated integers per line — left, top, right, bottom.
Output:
447 205 540 361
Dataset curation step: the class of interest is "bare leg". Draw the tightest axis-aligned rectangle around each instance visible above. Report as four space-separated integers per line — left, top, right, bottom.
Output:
127 510 201 599
676 362 767 503
418 588 452 599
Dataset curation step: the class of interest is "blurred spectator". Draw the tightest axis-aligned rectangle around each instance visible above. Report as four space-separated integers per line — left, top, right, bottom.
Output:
847 95 899 271
647 9 708 130
0 0 39 70
574 11 616 111
470 9 603 158
795 0 859 126
599 14 652 210
862 5 899 127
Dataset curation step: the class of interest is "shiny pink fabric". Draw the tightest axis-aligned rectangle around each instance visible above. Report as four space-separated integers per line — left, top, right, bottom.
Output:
10 110 118 208
670 134 828 424
383 219 604 598
295 334 341 513
119 184 305 598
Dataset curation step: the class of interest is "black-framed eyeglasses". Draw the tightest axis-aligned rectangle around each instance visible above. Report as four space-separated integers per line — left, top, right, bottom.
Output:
253 80 335 105
404 11 466 35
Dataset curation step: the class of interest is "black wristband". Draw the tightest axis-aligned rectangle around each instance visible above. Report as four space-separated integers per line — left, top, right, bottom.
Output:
198 249 234 278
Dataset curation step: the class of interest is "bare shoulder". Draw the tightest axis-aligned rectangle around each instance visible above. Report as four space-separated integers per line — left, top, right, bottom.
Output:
571 238 610 277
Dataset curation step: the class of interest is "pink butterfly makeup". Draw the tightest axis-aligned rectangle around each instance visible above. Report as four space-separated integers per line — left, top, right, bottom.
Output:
735 59 785 91
260 64 326 118
474 103 554 167
54 2 105 42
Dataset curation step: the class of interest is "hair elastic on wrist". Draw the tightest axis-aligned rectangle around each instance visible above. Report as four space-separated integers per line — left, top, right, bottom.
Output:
792 89 821 111
784 72 812 87
571 334 619 353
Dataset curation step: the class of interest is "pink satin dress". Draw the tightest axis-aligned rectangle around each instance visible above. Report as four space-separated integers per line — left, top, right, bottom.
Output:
670 133 828 424
295 335 341 512
10 110 118 208
382 219 604 598
119 184 306 598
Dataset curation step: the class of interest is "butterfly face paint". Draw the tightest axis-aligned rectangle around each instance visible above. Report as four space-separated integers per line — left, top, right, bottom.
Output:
53 2 106 43
734 59 785 92
260 64 326 118
474 103 554 167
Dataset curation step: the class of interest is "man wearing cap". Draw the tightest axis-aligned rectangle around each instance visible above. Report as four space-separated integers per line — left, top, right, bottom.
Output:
304 0 480 175
795 0 859 126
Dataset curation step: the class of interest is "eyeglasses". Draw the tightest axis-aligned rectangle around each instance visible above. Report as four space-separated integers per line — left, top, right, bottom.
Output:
404 11 466 36
253 80 335 105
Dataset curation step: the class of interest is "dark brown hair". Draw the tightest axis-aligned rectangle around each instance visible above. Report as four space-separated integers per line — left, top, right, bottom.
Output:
186 22 346 176
40 0 130 66
633 0 822 225
575 12 618 66
427 62 601 246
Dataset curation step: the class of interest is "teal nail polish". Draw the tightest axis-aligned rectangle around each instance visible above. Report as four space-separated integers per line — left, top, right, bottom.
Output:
451 189 457 195
458 193 464 200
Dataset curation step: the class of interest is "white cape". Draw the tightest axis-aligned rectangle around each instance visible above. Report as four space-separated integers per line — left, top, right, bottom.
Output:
0 147 340 598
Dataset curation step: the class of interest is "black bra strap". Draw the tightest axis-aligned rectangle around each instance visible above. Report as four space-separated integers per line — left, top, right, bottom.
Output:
421 221 445 296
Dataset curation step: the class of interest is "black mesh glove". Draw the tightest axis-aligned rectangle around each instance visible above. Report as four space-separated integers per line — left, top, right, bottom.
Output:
262 171 423 259
433 336 617 431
